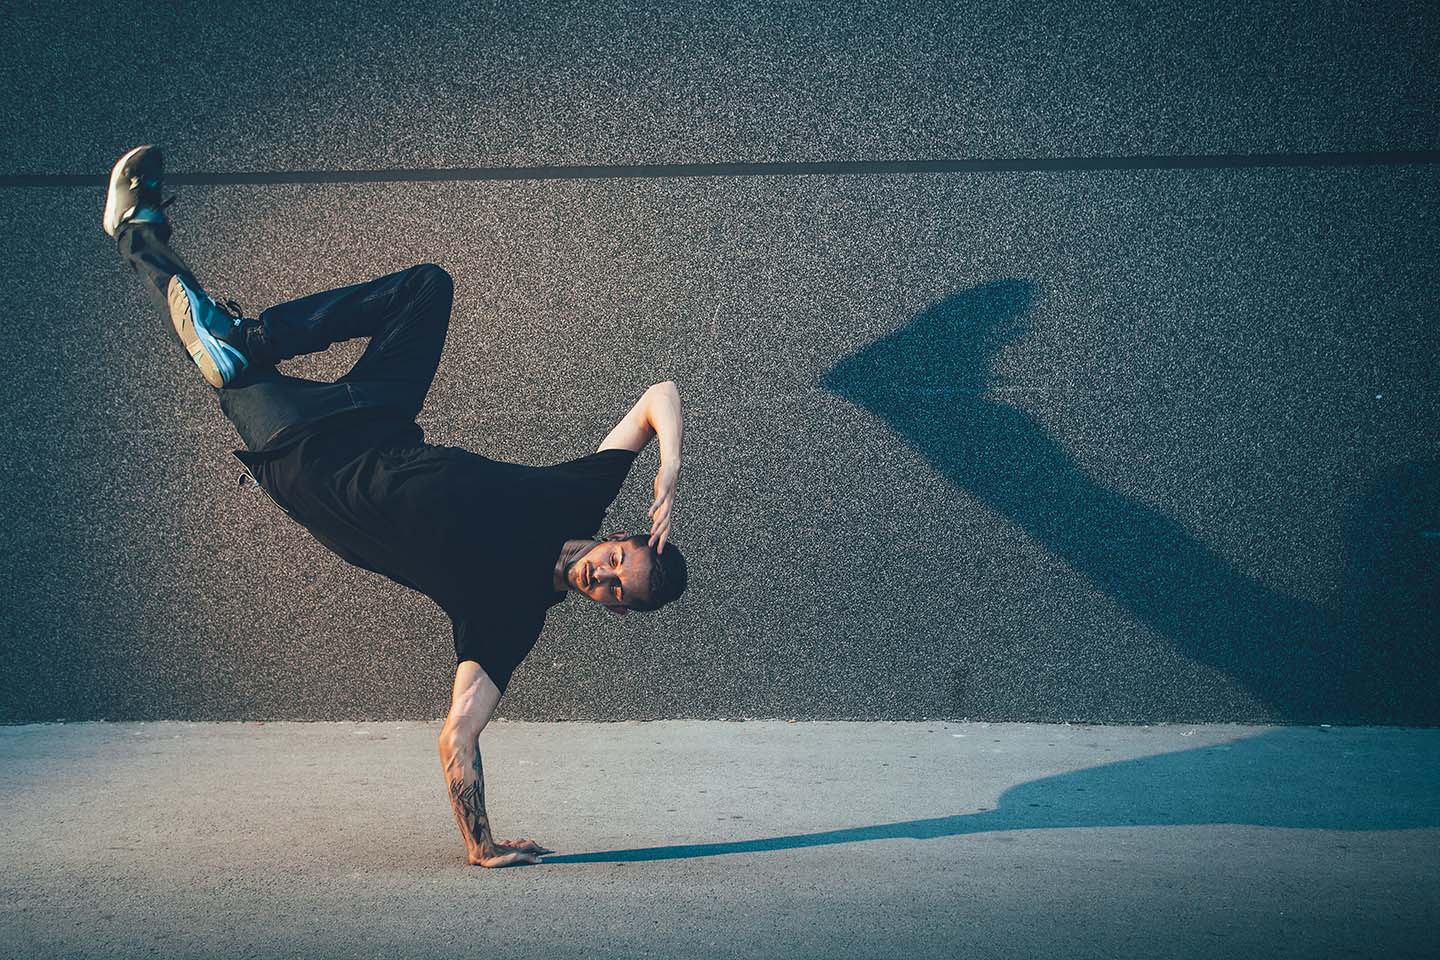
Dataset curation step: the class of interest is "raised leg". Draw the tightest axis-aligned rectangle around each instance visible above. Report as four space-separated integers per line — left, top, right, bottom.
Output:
257 262 453 415
116 219 453 450
116 219 204 330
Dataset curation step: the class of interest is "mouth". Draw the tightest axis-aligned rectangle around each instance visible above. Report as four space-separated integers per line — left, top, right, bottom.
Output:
581 563 592 589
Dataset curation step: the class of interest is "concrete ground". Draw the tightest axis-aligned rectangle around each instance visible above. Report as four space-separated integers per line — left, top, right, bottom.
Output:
2 722 1437 959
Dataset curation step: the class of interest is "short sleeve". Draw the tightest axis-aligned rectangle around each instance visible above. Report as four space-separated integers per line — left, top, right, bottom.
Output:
555 448 640 512
451 606 546 695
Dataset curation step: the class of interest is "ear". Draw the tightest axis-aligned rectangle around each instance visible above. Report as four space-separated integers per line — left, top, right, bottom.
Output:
604 530 630 542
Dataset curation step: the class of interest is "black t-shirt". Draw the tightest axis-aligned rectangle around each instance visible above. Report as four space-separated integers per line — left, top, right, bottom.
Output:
233 409 639 693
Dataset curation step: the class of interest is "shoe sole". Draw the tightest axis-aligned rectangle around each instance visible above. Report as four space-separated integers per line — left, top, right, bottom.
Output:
168 275 242 388
103 144 155 238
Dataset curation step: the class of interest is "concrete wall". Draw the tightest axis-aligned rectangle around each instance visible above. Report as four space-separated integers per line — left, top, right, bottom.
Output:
2 0 1436 722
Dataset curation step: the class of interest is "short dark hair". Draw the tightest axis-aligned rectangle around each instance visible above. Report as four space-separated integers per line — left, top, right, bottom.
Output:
623 534 688 612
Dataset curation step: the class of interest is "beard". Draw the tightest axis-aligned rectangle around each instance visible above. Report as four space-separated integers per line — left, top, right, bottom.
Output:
566 544 593 587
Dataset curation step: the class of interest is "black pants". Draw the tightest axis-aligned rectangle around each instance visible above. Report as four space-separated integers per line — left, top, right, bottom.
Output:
117 221 454 452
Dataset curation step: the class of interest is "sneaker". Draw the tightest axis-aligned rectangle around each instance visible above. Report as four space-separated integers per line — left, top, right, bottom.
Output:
103 144 174 238
167 274 253 388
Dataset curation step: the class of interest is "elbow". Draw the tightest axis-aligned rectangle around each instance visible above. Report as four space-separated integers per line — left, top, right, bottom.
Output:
437 731 474 782
437 724 476 767
650 381 681 410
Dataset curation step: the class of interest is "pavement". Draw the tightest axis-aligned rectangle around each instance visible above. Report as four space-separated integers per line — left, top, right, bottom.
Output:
3 721 1437 959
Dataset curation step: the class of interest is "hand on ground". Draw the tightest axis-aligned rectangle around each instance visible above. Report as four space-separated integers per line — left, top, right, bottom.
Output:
498 837 553 856
470 837 553 868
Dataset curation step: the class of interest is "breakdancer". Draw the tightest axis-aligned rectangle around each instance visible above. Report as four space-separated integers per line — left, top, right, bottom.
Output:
104 145 689 868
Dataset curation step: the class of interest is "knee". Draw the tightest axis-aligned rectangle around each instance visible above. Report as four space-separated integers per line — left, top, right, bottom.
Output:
408 264 453 327
413 263 453 294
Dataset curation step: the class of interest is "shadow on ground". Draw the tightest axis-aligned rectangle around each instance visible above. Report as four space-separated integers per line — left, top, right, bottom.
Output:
812 280 1439 723
544 728 1440 864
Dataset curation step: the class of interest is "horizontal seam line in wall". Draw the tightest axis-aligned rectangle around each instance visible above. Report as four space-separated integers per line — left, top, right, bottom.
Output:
2 150 1438 187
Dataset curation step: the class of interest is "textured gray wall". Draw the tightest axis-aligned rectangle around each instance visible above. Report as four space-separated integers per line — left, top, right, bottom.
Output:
1 0 1436 723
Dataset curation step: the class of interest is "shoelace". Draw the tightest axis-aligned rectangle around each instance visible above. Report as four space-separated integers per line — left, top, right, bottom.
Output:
217 297 248 321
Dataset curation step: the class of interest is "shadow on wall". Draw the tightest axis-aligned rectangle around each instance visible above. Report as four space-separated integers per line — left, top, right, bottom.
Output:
808 280 1438 723
543 728 1440 864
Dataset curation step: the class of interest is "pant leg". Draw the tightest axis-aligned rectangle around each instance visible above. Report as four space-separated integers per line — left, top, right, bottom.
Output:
117 221 452 450
257 261 454 421
228 263 453 449
115 218 202 317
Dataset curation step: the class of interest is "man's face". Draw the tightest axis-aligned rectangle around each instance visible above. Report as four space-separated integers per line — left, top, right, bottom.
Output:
568 534 652 615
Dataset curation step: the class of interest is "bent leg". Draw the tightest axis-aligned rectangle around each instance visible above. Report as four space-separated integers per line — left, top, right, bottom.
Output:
116 220 453 447
222 264 453 447
259 263 453 420
115 220 345 450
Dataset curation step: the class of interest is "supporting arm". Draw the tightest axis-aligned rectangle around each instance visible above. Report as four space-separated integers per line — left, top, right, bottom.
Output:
437 661 551 867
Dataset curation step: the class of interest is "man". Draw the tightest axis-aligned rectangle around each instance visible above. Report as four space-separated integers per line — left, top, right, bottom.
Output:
105 145 690 868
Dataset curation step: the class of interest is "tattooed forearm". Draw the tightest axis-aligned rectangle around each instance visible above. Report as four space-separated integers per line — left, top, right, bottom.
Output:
446 744 495 855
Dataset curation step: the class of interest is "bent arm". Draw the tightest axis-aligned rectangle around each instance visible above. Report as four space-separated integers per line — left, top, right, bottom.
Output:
645 380 683 468
437 661 534 867
597 380 682 458
596 381 684 552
